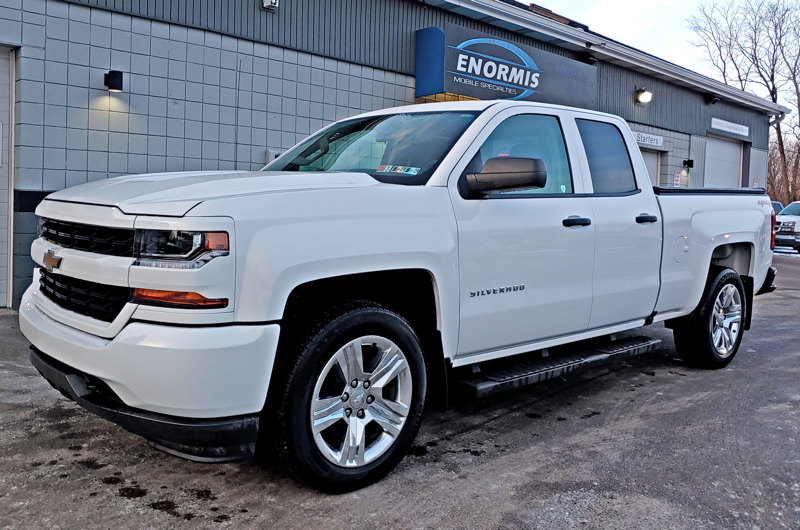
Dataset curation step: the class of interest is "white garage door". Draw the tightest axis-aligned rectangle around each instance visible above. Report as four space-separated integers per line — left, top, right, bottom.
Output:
704 136 741 188
0 49 10 307
640 150 660 187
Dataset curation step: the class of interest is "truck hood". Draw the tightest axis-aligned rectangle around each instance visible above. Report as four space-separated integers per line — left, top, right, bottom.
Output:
43 170 385 216
777 214 800 224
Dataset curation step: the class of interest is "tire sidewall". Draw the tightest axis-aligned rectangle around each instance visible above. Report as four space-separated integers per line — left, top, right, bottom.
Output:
694 269 746 367
286 306 427 492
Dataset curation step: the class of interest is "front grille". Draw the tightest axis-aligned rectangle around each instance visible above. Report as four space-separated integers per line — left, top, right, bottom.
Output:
39 218 135 257
38 268 130 323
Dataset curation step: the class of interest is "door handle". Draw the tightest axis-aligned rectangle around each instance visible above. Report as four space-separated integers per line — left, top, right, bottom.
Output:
636 214 658 224
562 217 592 227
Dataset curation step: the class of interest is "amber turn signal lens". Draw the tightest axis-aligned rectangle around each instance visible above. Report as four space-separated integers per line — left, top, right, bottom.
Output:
133 288 228 309
205 232 229 251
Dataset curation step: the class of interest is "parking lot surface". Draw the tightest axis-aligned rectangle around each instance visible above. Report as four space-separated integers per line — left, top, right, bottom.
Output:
1 253 799 529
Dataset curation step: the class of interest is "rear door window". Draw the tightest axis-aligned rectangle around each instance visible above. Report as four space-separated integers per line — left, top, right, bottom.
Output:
576 119 637 194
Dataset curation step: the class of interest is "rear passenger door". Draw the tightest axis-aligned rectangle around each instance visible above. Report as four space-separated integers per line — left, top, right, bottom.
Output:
574 118 662 329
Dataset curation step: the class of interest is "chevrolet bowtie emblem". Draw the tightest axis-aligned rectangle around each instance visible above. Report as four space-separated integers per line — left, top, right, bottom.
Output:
43 250 62 272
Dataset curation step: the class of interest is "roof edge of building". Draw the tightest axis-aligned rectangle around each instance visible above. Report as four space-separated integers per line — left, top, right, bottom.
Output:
431 0 790 116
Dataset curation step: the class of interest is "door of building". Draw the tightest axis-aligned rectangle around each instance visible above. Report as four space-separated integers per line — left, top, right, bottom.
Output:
640 149 660 187
704 136 742 188
0 49 10 307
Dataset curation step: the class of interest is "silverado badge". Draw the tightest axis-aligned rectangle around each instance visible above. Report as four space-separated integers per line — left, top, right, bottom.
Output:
43 250 62 272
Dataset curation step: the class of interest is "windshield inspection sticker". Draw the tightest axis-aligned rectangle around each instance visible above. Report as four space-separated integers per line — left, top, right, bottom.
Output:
377 165 421 175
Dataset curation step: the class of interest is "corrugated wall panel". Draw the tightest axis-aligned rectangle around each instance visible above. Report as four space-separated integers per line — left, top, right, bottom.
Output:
61 0 771 148
597 63 769 149
689 135 707 187
61 0 578 74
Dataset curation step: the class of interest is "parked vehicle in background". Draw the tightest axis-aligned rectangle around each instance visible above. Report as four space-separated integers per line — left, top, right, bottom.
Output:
772 201 785 215
19 101 777 492
776 201 800 251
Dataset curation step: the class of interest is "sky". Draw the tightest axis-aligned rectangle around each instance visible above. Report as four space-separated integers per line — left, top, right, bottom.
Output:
537 0 719 80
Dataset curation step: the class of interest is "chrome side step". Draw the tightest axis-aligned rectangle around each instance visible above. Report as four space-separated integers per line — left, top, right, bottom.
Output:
458 336 661 398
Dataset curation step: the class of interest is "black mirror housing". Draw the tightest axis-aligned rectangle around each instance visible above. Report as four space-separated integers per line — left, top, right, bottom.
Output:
466 157 547 194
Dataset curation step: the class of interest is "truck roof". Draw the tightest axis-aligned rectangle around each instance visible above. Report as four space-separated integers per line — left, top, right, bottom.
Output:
355 99 627 122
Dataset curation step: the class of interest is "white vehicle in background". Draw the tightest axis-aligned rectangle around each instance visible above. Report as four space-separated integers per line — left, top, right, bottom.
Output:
776 201 800 251
20 100 777 492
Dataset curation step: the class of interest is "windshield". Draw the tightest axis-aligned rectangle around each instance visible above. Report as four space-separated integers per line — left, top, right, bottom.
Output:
264 111 480 185
780 202 800 216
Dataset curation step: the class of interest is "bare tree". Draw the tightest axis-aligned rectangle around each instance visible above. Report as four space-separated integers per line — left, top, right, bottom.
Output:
689 0 800 204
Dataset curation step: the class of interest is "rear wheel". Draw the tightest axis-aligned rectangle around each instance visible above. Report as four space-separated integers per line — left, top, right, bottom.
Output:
268 301 427 492
672 268 745 369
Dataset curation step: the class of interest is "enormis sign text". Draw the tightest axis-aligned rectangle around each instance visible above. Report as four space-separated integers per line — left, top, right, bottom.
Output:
415 23 597 108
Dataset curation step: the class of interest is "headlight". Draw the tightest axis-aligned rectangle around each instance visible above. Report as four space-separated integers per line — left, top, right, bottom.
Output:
133 230 229 269
780 221 795 232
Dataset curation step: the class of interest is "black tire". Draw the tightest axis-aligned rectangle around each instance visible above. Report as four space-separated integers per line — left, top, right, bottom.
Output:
672 268 746 369
267 300 427 493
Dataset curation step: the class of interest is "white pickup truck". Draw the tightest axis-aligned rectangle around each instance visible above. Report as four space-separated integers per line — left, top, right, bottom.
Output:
20 101 777 492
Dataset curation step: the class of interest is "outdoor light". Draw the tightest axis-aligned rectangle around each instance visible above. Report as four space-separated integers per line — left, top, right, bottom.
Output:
104 70 123 92
261 0 278 11
635 88 653 104
683 159 694 168
705 94 720 105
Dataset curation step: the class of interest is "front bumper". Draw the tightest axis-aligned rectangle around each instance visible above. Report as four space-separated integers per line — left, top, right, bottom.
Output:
19 284 282 461
776 232 800 246
30 348 258 462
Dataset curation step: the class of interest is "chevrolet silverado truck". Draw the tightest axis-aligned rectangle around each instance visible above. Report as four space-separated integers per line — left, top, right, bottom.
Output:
20 101 778 492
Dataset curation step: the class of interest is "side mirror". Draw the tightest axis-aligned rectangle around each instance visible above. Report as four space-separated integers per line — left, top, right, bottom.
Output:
466 157 547 194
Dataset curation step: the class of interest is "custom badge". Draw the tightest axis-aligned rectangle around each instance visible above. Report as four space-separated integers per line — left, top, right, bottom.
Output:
43 250 62 272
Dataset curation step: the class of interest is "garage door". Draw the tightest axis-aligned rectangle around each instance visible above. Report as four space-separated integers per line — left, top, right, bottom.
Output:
704 136 741 188
640 150 660 187
0 49 10 306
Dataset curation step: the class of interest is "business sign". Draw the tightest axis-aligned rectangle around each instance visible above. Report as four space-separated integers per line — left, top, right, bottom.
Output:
416 23 597 108
673 169 681 187
711 117 749 137
634 131 663 148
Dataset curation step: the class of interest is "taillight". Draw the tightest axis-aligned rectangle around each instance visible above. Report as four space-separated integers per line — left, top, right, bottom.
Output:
771 209 776 250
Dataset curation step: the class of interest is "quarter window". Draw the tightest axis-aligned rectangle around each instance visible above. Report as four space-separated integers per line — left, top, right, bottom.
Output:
470 114 573 195
576 119 637 194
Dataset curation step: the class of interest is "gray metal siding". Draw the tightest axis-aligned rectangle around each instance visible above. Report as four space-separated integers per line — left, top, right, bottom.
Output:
60 0 578 74
596 63 769 150
689 135 707 187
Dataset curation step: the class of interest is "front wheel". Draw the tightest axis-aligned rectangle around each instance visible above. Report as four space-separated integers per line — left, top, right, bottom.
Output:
672 268 746 369
269 301 427 492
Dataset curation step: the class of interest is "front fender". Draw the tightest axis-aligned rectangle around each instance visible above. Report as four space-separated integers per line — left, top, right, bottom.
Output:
190 185 461 359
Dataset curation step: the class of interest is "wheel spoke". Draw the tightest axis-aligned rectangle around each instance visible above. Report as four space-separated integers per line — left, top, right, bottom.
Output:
368 399 406 438
336 340 365 382
338 417 366 467
713 327 724 349
311 397 346 434
369 347 408 388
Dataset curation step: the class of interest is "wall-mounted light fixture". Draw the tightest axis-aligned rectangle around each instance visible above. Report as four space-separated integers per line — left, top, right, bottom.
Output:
704 94 720 105
104 70 123 92
261 0 279 11
683 159 694 168
635 88 653 104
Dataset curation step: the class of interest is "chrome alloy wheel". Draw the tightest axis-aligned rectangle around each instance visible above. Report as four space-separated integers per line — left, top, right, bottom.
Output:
711 284 742 357
310 335 412 468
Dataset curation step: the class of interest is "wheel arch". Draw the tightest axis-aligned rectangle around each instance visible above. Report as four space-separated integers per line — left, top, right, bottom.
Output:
709 242 754 330
280 269 450 410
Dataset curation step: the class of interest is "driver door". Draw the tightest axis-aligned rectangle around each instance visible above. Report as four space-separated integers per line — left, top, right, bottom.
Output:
449 109 595 358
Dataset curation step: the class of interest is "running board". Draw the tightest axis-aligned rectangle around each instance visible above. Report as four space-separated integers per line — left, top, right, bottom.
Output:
458 336 661 398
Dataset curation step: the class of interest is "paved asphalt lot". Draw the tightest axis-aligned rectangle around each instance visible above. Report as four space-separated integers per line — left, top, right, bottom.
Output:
1 253 799 529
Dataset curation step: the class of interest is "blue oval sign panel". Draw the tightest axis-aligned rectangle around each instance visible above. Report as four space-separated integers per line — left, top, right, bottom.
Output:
416 23 597 109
